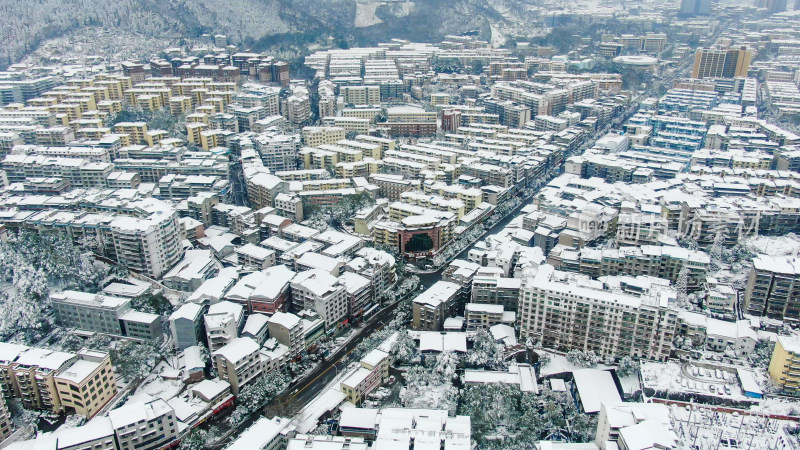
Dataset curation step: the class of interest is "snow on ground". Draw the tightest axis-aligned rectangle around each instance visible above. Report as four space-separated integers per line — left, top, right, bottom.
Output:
641 361 681 391
642 361 749 402
743 234 800 257
354 2 384 28
126 361 184 405
750 397 800 416
490 24 507 48
618 373 641 397
538 351 612 377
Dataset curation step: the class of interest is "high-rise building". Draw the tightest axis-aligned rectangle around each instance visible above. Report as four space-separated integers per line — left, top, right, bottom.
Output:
0 397 12 443
109 206 183 279
756 0 787 12
692 47 751 79
679 0 711 16
518 265 677 361
744 255 800 322
769 336 800 393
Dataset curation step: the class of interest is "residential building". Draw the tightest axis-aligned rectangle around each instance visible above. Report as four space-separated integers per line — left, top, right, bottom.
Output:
108 398 178 450
340 349 391 405
291 270 348 330
595 402 676 449
168 303 206 350
225 265 296 315
676 311 757 357
53 350 116 418
464 303 515 331
471 271 522 311
57 417 116 450
692 47 751 79
213 337 262 395
519 265 677 361
236 244 276 270
0 397 11 443
50 291 130 335
205 301 245 353
225 416 296 450
109 206 183 279
412 281 461 331
268 311 305 357
744 255 800 323
10 348 76 412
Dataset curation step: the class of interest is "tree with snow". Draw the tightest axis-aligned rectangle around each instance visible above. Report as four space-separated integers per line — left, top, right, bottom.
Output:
467 328 505 369
401 358 458 415
616 356 639 377
226 371 290 426
459 383 531 447
675 264 689 303
109 340 164 382
129 292 173 316
434 350 458 381
709 229 724 273
566 349 600 368
749 339 775 370
392 331 419 365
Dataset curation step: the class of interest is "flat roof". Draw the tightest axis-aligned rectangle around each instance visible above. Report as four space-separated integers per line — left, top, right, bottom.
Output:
572 369 622 413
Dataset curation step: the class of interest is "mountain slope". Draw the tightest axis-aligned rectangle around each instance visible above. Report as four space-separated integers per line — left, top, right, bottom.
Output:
2 0 536 66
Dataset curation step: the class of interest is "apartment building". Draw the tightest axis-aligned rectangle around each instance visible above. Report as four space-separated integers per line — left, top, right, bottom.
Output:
769 336 800 393
0 397 11 443
519 265 677 361
548 245 710 291
108 398 178 450
368 174 421 200
168 303 206 350
11 348 76 413
51 290 131 335
340 348 391 405
55 416 116 450
213 337 263 395
321 117 370 134
225 265 296 315
744 255 800 322
344 247 397 300
109 206 183 279
2 154 113 188
341 86 380 105
676 311 757 357
692 47 751 79
302 126 346 147
54 350 116 418
226 416 296 450
205 301 245 353
268 311 305 357
0 344 118 419
235 243 276 270
471 271 522 311
244 167 286 210
291 269 348 330
338 271 373 319
464 303 515 331
412 281 461 331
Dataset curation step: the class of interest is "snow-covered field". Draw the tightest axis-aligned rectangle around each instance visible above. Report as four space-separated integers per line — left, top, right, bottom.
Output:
743 234 800 257
126 362 184 405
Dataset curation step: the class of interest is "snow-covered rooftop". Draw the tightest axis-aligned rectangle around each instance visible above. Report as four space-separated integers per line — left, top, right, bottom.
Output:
572 369 622 413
